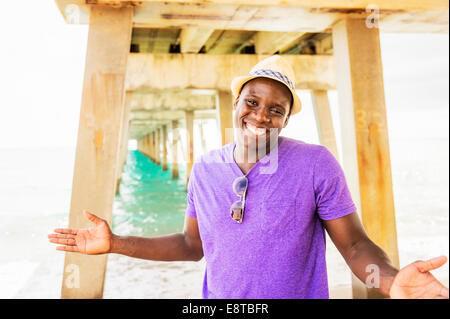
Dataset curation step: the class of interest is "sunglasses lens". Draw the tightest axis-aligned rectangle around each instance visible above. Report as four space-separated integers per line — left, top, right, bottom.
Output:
232 176 248 197
230 201 244 222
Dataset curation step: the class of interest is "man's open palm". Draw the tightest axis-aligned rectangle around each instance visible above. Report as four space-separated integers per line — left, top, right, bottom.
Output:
48 210 112 255
389 256 449 299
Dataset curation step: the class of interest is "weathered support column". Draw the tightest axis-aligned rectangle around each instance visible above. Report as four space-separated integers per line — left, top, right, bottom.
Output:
115 92 132 195
216 91 234 146
185 110 194 184
155 126 161 165
142 134 150 156
141 135 146 156
311 90 339 160
147 133 152 159
147 132 152 160
61 5 133 299
198 120 207 154
162 124 168 171
332 17 399 299
151 131 156 162
172 120 180 179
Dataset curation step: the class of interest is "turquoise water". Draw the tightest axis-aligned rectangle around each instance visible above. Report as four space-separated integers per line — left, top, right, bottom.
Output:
0 148 195 298
113 150 188 237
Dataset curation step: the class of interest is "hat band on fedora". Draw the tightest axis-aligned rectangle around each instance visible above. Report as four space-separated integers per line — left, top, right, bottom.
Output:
249 69 294 91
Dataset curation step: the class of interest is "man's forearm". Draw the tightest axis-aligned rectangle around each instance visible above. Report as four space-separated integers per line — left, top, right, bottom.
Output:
346 239 399 297
110 233 201 262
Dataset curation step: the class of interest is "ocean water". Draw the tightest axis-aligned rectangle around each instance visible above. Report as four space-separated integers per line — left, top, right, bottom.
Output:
112 150 188 237
0 108 448 298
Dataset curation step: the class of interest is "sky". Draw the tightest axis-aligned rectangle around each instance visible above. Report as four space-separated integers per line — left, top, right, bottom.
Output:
0 0 448 149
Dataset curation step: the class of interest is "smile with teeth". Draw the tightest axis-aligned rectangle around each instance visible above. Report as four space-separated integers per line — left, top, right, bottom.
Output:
245 122 267 136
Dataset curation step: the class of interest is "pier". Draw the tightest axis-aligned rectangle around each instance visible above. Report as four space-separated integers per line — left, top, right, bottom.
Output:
53 0 448 298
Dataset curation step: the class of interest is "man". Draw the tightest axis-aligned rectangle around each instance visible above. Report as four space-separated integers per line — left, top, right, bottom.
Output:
49 55 448 299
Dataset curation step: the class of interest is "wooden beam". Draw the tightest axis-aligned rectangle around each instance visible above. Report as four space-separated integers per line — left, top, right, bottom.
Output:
143 134 149 157
180 27 215 53
216 91 234 146
285 33 334 55
332 17 399 299
155 126 161 165
127 109 217 140
143 133 150 159
171 120 180 179
56 1 449 33
129 109 216 121
253 31 305 54
213 30 257 54
131 28 178 53
58 0 449 12
185 110 194 185
127 0 449 11
151 131 156 162
126 54 336 91
162 124 168 171
115 92 132 195
142 134 149 157
310 90 339 160
129 90 217 111
61 5 133 299
198 120 207 154
147 132 153 161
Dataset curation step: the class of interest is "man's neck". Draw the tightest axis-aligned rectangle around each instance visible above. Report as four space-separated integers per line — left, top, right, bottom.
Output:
233 137 279 175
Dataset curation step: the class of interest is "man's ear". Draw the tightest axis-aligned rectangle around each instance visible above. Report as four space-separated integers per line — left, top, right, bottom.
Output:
233 95 240 110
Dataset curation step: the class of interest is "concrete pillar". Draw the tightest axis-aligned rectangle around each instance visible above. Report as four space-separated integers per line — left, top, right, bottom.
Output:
155 126 161 165
332 17 399 299
115 92 132 195
216 91 234 146
198 120 207 154
172 120 179 179
162 124 168 171
149 131 154 161
311 90 339 160
61 5 133 299
185 110 194 185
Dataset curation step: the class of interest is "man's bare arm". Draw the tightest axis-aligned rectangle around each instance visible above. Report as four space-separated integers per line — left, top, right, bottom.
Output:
322 212 399 296
49 210 203 262
323 212 448 299
111 215 203 261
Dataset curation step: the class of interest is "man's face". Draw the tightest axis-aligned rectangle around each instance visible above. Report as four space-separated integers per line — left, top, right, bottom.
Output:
233 77 291 150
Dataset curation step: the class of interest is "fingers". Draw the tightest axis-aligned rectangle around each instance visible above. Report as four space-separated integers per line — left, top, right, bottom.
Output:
48 233 76 240
53 228 78 235
49 233 80 253
48 237 76 246
83 210 104 226
56 245 80 252
415 256 448 273
48 233 76 247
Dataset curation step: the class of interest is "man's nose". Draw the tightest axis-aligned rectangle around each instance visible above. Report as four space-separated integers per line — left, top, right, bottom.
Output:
254 106 269 123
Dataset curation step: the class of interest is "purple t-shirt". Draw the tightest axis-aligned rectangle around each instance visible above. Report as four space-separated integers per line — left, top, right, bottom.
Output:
186 136 356 299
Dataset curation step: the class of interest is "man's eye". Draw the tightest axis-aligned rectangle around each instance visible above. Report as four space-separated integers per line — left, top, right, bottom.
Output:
246 99 257 106
271 109 283 115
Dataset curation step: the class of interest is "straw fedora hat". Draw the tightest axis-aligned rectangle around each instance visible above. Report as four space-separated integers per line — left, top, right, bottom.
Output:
230 55 302 115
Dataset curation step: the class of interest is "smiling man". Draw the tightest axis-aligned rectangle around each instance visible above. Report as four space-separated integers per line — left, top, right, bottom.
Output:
49 55 448 299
